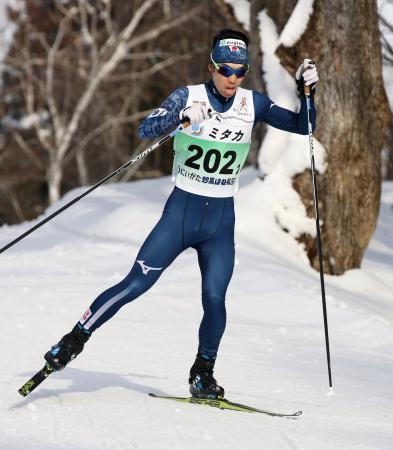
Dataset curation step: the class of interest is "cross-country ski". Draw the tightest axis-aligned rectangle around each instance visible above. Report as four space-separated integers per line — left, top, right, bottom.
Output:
148 393 302 418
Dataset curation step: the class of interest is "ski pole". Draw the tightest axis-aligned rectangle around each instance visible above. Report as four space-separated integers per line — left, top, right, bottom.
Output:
304 62 333 388
0 123 188 255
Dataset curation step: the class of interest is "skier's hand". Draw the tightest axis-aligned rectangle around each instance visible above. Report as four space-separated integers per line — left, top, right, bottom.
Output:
179 104 212 125
295 59 318 96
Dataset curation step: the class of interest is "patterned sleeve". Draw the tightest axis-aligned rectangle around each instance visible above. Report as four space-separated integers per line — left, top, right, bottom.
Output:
138 87 189 139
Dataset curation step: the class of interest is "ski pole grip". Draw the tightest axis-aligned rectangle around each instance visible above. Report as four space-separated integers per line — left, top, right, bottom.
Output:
180 107 212 128
180 118 191 128
303 60 315 97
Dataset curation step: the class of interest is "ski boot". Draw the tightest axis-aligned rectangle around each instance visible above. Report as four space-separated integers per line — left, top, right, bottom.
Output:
188 354 225 399
44 324 90 371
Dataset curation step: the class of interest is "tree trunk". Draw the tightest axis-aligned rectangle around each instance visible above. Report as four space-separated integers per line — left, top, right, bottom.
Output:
47 157 62 204
76 148 89 186
275 0 390 274
247 0 267 166
383 124 393 180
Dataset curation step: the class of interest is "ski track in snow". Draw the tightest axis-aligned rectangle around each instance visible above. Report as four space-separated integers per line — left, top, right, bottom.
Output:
1 173 393 450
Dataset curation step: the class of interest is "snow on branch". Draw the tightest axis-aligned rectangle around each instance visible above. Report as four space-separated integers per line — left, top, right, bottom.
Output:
224 0 250 31
256 8 326 244
278 0 314 47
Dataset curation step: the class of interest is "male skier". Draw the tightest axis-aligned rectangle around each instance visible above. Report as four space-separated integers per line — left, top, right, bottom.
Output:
43 29 318 399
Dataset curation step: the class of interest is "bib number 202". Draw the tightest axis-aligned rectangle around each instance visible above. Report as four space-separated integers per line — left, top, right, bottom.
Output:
184 144 240 175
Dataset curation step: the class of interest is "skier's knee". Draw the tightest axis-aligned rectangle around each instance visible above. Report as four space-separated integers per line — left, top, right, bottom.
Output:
121 277 152 302
202 292 226 311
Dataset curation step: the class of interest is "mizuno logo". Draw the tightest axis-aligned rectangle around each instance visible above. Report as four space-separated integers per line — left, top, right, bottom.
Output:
137 260 163 276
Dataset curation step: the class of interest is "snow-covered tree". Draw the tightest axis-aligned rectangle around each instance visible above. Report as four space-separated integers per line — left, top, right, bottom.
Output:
245 0 390 274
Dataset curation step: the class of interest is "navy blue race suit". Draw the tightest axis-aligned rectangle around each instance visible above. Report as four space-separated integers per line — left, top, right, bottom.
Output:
79 80 316 359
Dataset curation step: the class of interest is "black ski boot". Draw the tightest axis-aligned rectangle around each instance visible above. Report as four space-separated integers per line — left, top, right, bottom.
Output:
44 324 90 371
188 354 225 399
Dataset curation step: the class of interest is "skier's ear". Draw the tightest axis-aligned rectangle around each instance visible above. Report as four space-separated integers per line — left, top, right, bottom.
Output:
208 64 214 74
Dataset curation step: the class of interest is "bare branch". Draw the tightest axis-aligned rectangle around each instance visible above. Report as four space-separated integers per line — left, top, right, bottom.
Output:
163 0 171 20
10 130 45 171
54 0 71 17
108 54 193 82
380 28 393 61
46 6 78 145
18 45 54 154
78 0 99 70
78 0 94 46
120 51 175 60
22 52 35 117
103 0 114 36
1 190 26 222
379 13 393 34
97 0 159 67
33 29 51 53
64 109 152 166
76 146 89 185
117 0 159 45
125 5 204 52
55 0 159 166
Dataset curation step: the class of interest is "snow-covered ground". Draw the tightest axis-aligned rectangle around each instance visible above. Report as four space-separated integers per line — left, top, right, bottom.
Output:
0 170 392 449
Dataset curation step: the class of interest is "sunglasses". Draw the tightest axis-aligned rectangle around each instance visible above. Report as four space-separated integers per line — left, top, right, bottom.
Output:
211 55 249 79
